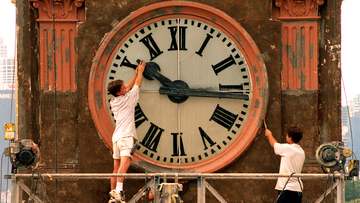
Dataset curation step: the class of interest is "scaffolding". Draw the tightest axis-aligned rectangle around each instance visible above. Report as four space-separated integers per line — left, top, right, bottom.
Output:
8 172 345 203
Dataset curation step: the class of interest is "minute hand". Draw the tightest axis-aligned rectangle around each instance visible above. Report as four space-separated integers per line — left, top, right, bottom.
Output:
159 86 249 100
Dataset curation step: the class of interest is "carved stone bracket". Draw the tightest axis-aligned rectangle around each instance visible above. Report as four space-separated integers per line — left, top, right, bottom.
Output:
274 0 324 20
30 0 84 21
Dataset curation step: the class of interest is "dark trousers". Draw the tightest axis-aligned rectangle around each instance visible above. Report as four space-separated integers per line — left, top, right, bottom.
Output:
277 190 302 203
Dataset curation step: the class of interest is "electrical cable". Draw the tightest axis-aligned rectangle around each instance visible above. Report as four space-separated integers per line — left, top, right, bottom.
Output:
29 168 37 202
333 0 340 142
274 172 308 203
340 47 358 203
341 77 355 159
340 12 359 199
5 141 10 203
321 173 331 203
29 170 52 203
330 173 334 202
39 173 52 203
296 176 307 203
51 0 58 202
6 3 17 202
274 172 295 203
5 143 10 203
0 151 4 201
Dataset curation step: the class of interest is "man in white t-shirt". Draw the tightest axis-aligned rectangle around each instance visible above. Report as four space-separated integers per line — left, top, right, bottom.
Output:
265 126 305 203
107 61 146 203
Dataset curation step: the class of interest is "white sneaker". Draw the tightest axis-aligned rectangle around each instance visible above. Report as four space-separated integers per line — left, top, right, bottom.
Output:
108 197 116 203
109 190 126 203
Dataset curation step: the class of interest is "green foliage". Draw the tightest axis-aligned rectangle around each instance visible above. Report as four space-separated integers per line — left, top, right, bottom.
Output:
345 179 360 202
346 199 360 203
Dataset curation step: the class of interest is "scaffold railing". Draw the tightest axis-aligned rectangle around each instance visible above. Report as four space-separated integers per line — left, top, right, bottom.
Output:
10 172 346 203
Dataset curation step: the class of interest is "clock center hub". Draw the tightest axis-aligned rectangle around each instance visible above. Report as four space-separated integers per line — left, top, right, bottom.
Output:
167 80 189 104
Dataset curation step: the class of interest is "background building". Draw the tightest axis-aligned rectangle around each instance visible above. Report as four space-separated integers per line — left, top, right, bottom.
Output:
0 37 15 90
0 38 8 57
342 94 360 163
0 37 15 203
0 58 15 91
0 89 14 203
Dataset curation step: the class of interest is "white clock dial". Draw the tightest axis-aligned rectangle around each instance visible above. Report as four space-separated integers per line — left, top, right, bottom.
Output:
105 18 252 166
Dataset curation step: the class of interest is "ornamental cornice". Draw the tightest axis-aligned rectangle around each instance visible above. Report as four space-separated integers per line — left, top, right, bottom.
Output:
30 0 84 21
274 0 324 20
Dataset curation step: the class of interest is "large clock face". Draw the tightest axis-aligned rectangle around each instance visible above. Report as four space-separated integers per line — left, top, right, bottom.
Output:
89 2 268 173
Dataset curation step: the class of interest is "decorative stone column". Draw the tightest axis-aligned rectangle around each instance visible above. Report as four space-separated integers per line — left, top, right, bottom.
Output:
30 0 84 92
29 0 84 176
275 0 324 90
274 0 324 164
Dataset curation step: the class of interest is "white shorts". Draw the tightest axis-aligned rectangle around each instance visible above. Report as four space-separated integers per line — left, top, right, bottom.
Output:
113 137 134 159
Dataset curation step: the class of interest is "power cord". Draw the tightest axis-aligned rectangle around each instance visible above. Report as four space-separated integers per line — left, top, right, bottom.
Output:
274 172 294 203
297 176 308 203
29 170 52 203
274 172 307 203
321 172 336 203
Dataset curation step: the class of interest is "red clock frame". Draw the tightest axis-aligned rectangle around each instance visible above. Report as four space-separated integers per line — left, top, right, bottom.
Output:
89 1 268 173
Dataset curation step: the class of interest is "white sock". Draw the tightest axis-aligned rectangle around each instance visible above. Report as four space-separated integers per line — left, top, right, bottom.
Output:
116 182 123 192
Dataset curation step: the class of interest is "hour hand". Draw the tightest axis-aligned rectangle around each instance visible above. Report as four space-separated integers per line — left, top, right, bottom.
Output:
137 60 175 88
159 86 249 100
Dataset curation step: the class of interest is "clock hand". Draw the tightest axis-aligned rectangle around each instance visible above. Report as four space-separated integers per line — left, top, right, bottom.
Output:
137 60 248 101
159 86 249 100
136 60 177 88
136 60 189 103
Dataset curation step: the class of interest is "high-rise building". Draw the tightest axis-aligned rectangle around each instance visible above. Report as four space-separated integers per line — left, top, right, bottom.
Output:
341 94 360 165
342 106 350 148
0 37 8 58
0 38 14 196
0 58 15 90
353 94 360 117
0 37 15 90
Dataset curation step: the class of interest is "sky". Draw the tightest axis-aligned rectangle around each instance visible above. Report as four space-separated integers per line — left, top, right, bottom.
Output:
340 0 360 105
0 1 16 57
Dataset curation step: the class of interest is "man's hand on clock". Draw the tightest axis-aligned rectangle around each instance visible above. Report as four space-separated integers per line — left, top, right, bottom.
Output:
139 60 249 103
137 60 177 88
136 60 146 75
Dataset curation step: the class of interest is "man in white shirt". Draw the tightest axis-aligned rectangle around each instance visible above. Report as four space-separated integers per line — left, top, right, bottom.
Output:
107 61 146 203
265 126 305 203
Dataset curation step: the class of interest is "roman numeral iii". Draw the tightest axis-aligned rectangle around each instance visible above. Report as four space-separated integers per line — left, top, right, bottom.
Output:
140 122 163 152
210 104 238 131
